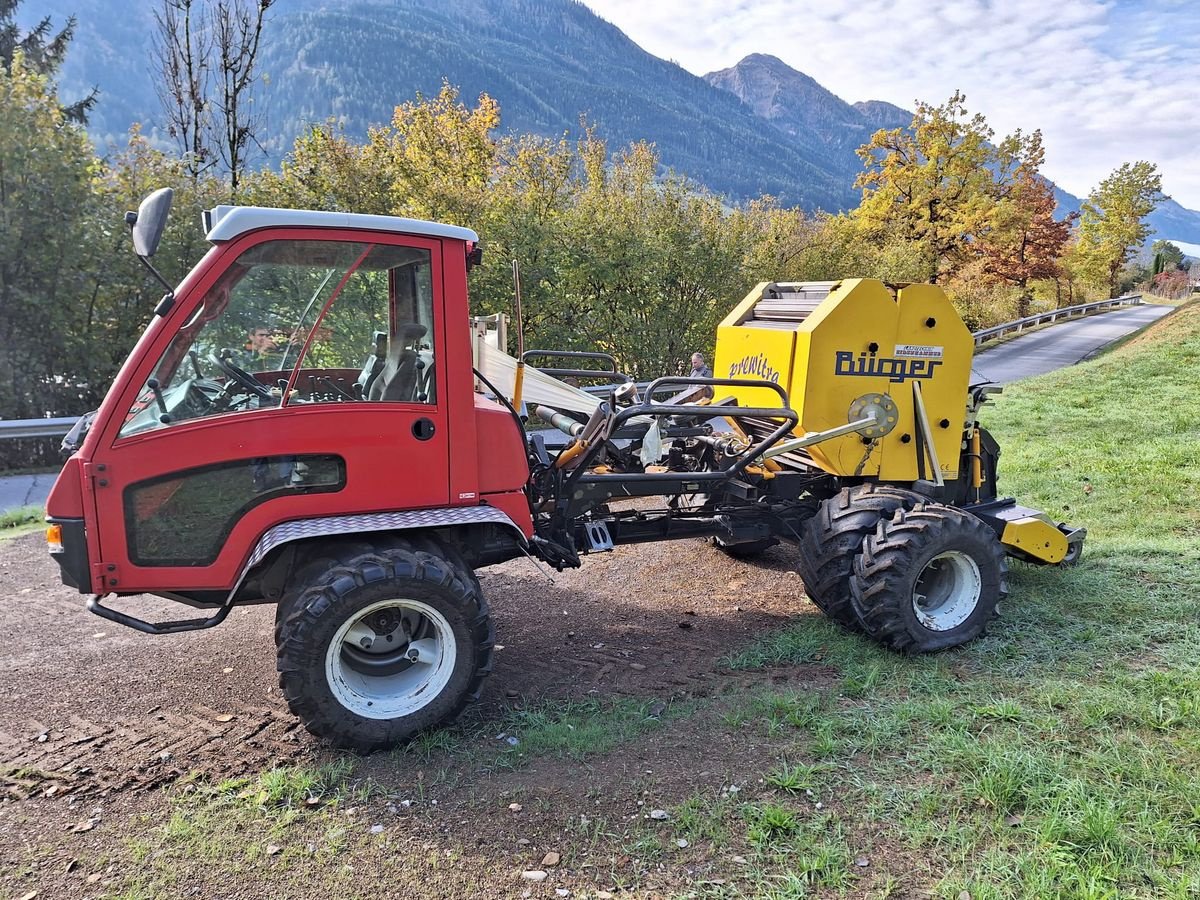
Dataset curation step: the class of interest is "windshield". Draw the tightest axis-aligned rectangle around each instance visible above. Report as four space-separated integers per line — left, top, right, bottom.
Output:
119 239 436 438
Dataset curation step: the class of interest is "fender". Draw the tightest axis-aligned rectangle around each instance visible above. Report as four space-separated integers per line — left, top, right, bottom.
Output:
241 505 528 573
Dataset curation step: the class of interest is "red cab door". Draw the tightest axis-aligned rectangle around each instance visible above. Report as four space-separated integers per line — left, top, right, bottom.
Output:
86 229 451 594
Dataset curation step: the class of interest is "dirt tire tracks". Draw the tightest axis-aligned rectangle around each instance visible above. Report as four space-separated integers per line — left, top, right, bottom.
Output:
0 702 309 799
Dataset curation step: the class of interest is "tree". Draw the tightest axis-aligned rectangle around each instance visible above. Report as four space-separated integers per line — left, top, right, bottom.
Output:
250 88 750 377
153 0 272 194
1076 161 1166 297
79 128 228 397
975 131 1075 316
0 0 96 121
1150 239 1184 275
212 0 273 197
854 92 998 283
154 0 214 180
0 54 96 418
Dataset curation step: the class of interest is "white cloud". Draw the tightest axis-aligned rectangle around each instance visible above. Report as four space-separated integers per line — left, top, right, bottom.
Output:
584 0 1200 208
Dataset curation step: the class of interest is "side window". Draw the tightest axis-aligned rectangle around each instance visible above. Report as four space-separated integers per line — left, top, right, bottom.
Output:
124 455 345 566
118 239 437 438
293 245 436 406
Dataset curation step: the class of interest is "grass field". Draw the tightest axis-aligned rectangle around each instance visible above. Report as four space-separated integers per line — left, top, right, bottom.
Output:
0 505 43 540
712 300 1200 898
27 302 1200 899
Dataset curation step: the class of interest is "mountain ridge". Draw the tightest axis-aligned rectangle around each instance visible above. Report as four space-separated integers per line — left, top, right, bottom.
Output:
22 0 1200 242
702 53 908 151
702 52 1200 246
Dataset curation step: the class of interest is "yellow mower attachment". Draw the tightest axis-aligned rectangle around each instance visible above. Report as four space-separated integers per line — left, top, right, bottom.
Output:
979 504 1084 565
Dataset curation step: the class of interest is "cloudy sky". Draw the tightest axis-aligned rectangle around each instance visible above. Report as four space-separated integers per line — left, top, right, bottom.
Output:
584 0 1200 209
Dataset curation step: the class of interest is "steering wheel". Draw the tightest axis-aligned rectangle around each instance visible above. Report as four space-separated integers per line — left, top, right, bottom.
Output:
209 350 273 401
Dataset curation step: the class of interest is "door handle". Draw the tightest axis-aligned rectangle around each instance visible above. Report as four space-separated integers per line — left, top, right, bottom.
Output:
412 417 436 441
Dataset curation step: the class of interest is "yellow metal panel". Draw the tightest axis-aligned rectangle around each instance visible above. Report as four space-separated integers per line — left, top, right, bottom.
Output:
711 277 977 481
713 324 796 410
796 279 900 477
1001 517 1069 564
884 283 975 481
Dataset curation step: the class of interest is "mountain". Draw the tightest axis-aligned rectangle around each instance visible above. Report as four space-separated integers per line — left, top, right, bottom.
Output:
23 0 1200 242
31 0 855 210
703 53 872 153
703 54 1200 246
851 100 912 131
702 54 907 159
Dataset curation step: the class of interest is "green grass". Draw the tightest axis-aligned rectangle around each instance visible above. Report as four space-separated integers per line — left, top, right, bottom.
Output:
218 757 359 809
476 698 676 769
0 504 42 539
108 758 368 897
713 302 1200 897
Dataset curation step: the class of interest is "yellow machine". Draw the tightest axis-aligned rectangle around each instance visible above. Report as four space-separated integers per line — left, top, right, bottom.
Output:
714 278 1075 565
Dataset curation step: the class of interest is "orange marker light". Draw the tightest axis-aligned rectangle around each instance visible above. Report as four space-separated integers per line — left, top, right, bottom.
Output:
46 523 63 553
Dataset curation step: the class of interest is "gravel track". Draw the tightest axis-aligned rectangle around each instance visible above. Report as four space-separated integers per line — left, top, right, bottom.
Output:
0 531 811 799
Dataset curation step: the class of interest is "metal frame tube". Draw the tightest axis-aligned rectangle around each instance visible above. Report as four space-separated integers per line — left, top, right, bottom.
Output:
761 416 879 459
912 380 944 487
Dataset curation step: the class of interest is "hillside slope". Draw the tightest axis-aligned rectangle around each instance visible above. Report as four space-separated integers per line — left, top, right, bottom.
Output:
31 0 854 209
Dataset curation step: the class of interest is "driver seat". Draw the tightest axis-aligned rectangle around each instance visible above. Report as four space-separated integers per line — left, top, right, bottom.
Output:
356 331 387 398
369 323 427 402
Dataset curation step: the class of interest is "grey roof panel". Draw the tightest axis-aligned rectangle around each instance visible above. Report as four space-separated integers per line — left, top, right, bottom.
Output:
204 205 479 243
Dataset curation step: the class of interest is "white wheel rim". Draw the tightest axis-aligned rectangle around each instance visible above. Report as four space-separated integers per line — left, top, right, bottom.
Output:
325 598 457 720
912 550 981 632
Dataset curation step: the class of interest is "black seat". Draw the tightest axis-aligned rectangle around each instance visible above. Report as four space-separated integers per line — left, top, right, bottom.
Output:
355 331 388 399
369 323 427 402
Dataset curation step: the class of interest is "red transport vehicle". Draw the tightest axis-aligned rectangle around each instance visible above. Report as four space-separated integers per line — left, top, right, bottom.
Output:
44 190 1082 750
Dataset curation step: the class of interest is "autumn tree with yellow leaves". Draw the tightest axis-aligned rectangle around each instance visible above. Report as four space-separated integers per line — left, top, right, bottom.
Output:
854 91 999 284
1076 161 1166 297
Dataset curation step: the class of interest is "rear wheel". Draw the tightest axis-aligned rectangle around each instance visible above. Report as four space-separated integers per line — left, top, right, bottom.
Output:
276 540 493 752
795 484 923 629
851 504 1007 652
1059 532 1084 567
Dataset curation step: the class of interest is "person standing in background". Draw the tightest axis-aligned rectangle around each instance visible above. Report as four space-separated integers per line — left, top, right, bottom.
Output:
690 351 713 400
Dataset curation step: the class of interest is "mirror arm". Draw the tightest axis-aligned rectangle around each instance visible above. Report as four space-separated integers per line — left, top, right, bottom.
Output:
136 254 176 315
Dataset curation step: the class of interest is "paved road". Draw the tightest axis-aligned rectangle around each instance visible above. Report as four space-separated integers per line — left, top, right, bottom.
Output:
0 304 1175 515
0 471 56 517
971 303 1174 384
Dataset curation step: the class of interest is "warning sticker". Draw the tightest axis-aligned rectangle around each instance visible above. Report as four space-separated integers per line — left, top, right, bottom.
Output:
893 344 944 360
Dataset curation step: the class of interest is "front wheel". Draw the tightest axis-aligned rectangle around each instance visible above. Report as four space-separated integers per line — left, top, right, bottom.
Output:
796 484 924 630
276 541 493 752
850 505 1007 652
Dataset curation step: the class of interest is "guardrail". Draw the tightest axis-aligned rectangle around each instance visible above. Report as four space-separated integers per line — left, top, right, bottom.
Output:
971 293 1142 346
0 294 1146 442
0 416 78 441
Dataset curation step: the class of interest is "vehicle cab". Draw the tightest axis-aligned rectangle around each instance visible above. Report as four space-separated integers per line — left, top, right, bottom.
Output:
47 194 531 604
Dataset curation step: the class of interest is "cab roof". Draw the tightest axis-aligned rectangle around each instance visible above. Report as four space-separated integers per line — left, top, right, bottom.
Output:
204 205 479 244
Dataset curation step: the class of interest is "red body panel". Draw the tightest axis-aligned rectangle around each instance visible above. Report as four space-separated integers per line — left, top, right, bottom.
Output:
51 225 529 595
442 241 481 506
45 456 84 519
482 489 533 538
473 395 530 497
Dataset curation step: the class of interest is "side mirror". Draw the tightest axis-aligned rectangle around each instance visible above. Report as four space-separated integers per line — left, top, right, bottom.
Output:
125 187 174 258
